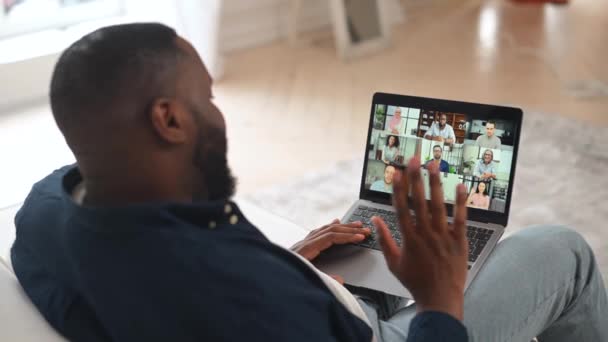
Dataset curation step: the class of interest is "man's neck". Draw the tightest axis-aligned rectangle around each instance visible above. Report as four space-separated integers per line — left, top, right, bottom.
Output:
84 180 193 207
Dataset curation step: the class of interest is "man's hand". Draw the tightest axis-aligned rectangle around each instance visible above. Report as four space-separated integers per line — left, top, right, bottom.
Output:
372 158 468 321
291 219 371 261
481 172 496 180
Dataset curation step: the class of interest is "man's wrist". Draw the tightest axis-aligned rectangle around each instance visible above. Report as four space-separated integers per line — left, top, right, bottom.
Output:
415 293 465 321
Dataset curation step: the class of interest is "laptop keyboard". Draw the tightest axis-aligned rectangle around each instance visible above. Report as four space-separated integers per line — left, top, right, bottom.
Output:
347 205 495 270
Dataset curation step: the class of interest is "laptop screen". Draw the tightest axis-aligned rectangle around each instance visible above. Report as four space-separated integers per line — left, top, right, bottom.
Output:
362 96 521 217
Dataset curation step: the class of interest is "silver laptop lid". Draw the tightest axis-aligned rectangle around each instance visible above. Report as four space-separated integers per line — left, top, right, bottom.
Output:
359 93 523 227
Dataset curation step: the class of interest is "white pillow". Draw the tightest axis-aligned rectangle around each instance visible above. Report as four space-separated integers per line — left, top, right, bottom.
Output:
0 262 66 341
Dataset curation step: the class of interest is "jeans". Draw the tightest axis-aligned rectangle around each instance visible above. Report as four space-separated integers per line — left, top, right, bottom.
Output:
354 226 608 342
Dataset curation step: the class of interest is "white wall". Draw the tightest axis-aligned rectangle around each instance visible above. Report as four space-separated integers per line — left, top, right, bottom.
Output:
0 0 217 109
0 0 403 108
220 0 403 52
220 0 330 52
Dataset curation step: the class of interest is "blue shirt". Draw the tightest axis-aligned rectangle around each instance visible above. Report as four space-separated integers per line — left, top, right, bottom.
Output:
370 180 393 193
11 165 467 342
425 159 450 173
474 160 496 178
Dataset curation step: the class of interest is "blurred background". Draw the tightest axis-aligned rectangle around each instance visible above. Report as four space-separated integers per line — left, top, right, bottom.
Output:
0 0 607 278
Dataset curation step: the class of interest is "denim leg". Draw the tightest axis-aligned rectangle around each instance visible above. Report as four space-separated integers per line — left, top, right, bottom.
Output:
362 225 608 342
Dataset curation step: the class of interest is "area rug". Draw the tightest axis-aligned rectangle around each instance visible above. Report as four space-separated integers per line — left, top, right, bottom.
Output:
245 111 608 283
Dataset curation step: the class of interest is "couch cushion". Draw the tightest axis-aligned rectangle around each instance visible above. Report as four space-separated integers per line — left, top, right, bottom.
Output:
235 198 309 247
0 262 66 341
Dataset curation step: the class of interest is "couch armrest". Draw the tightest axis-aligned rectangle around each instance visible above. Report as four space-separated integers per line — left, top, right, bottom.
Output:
235 198 308 248
0 262 66 341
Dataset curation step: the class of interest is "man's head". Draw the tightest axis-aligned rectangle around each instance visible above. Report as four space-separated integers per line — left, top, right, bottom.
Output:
485 120 496 137
439 114 447 128
384 165 396 185
483 149 493 163
432 145 443 160
394 107 402 117
50 23 235 204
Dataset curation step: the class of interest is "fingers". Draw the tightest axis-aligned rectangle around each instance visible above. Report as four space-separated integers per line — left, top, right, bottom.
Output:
308 222 370 239
372 216 400 273
312 231 367 252
452 183 468 242
428 162 448 233
408 157 431 232
392 169 415 239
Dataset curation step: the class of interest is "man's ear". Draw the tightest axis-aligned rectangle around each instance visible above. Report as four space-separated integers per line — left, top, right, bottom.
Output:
149 98 189 144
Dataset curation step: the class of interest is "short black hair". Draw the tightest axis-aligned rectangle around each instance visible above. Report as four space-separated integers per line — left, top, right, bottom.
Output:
433 144 442 151
486 120 496 127
50 23 181 144
385 135 400 148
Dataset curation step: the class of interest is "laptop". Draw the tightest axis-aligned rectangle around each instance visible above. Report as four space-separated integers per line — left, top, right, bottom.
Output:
314 92 523 299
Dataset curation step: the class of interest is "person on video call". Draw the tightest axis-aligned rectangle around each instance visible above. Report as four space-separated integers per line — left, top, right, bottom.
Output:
11 23 608 342
424 145 450 173
467 182 490 210
475 120 501 149
424 113 455 144
370 164 396 193
474 149 497 180
382 135 401 164
387 107 406 135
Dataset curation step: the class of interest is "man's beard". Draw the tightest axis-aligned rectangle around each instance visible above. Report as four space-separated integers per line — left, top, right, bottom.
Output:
192 125 237 201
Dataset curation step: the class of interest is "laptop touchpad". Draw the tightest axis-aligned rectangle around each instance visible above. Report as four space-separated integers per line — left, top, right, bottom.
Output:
313 245 412 299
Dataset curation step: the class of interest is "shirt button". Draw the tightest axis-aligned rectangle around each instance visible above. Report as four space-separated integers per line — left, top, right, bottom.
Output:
208 221 217 229
229 214 238 225
224 204 233 214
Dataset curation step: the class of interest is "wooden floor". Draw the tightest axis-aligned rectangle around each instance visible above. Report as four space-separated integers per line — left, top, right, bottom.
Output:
216 0 608 194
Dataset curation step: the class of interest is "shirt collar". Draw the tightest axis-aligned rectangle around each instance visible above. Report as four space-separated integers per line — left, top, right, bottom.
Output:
61 165 245 232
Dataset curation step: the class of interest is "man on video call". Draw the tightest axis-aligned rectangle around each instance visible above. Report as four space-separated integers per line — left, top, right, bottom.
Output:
475 120 502 149
11 23 608 342
424 113 455 144
424 145 450 173
370 164 396 193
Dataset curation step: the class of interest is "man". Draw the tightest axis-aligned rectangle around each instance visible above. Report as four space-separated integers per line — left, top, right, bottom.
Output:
370 164 396 193
424 113 455 144
11 24 608 342
475 149 497 180
475 120 501 149
424 145 450 173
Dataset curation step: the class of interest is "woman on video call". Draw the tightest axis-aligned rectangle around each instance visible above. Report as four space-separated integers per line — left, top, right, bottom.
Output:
382 135 401 164
467 182 490 210
387 107 406 134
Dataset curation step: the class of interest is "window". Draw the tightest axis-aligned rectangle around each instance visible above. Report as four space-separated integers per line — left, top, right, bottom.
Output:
1 0 125 39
